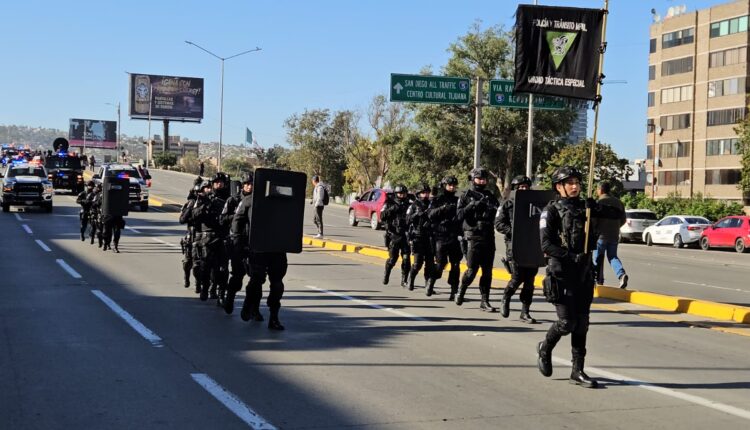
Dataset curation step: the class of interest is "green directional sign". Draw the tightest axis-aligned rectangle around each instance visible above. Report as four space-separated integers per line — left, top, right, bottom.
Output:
489 79 566 110
390 74 471 105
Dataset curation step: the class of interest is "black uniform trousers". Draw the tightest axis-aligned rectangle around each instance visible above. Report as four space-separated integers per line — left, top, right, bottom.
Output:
102 215 125 247
432 239 462 288
192 232 224 295
409 236 435 283
227 237 251 295
246 252 288 311
385 234 411 276
544 280 594 360
504 248 539 305
181 233 194 285
460 239 495 295
79 210 90 236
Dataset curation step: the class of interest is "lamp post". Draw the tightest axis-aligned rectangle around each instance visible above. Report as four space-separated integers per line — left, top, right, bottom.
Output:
185 41 261 171
106 102 121 162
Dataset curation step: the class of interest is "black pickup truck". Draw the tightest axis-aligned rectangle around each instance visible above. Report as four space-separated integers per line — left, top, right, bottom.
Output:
44 152 84 194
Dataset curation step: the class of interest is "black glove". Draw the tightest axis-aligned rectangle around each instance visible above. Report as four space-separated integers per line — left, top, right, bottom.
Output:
474 200 487 212
585 198 596 209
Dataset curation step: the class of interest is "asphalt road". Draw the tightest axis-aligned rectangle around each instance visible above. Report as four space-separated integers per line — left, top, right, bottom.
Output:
148 169 750 308
1 190 749 429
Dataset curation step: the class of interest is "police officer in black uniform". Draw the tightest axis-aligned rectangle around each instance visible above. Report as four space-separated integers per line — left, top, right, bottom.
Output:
406 183 435 292
536 166 623 388
210 173 231 304
380 185 411 287
89 183 104 247
456 168 499 312
222 172 254 314
427 176 462 300
76 180 95 241
495 175 538 323
179 177 203 290
101 213 125 252
190 178 228 301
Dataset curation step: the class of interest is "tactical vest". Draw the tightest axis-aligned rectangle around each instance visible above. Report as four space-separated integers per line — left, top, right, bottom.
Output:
553 199 587 253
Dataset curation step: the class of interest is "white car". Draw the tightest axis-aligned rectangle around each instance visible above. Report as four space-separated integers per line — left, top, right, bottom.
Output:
642 215 711 248
620 209 658 242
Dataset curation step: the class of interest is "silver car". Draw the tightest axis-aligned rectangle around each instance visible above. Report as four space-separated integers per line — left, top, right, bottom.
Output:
620 209 658 242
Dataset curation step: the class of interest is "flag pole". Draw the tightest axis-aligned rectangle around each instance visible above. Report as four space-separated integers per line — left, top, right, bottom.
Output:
584 0 609 254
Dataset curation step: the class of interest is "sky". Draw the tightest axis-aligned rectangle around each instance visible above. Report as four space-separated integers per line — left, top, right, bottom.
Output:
0 0 730 162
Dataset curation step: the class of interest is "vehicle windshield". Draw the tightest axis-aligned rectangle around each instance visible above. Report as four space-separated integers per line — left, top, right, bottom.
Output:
45 157 82 169
685 217 710 224
8 167 45 178
627 212 658 220
108 168 141 179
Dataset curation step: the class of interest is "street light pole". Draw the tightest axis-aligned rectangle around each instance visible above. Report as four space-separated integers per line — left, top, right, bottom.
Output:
185 40 261 172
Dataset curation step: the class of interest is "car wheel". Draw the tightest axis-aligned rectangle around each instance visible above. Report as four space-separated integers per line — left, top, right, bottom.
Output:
348 210 358 227
44 203 53 213
370 212 381 230
700 236 710 251
1 203 9 213
141 202 149 212
735 238 747 253
673 234 684 248
645 233 653 246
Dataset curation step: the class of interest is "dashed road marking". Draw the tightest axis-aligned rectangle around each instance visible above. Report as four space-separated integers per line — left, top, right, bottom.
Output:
152 237 179 248
191 373 277 429
673 280 749 294
22 224 32 234
56 259 81 278
91 290 163 347
305 285 428 321
125 226 141 234
35 239 51 252
14 213 28 221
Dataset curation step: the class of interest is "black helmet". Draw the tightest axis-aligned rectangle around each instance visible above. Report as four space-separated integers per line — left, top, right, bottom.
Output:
199 180 212 190
212 172 229 183
393 184 408 194
95 183 102 191
510 175 532 189
416 183 431 194
550 166 583 185
441 175 458 186
193 176 203 186
469 168 489 180
241 171 254 184
86 180 95 187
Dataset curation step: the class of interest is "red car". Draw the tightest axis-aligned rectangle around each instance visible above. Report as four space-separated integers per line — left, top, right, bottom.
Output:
700 216 750 253
348 188 391 230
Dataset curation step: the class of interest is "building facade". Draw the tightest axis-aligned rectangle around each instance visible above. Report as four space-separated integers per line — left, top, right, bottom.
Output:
647 1 748 202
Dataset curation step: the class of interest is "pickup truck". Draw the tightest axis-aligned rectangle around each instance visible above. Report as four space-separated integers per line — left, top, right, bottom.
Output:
1 163 54 212
93 163 149 211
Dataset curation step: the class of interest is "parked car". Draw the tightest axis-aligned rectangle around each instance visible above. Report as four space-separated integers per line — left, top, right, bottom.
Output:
348 188 391 230
619 209 658 242
700 216 750 253
642 215 711 248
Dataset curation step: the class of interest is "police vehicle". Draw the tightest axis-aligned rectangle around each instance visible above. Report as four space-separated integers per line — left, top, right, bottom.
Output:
44 151 85 194
92 163 149 211
1 161 54 212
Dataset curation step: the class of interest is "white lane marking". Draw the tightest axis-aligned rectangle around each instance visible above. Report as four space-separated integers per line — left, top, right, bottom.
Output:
35 240 51 252
151 237 180 248
550 356 750 420
305 285 428 321
14 213 28 221
21 224 33 234
91 290 163 347
51 214 79 217
56 259 81 278
125 226 141 234
673 280 749 293
191 373 277 429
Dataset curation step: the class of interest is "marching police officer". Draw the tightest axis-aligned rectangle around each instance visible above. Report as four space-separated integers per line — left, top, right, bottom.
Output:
179 178 204 290
211 173 232 304
89 183 103 247
427 176 462 300
76 180 95 241
536 166 623 388
380 185 411 287
223 173 254 314
456 168 499 312
406 183 435 292
101 213 125 252
190 177 228 301
495 175 538 323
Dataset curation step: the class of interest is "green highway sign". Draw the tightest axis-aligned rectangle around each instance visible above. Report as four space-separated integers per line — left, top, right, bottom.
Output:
489 79 566 110
390 74 471 105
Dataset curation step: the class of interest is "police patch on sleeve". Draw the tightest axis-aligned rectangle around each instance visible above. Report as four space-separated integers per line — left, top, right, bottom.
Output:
539 210 548 229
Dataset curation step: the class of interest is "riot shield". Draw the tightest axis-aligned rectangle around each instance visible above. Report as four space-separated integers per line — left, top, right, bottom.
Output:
102 177 130 217
248 168 307 253
511 189 555 268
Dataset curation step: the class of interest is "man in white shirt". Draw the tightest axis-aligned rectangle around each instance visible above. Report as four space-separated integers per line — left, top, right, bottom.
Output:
311 175 325 238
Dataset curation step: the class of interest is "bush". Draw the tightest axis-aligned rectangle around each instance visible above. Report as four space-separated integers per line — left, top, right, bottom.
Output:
153 151 177 168
621 192 744 221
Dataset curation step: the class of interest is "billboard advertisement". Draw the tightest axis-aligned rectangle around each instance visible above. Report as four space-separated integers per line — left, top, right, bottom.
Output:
129 73 204 122
68 119 117 149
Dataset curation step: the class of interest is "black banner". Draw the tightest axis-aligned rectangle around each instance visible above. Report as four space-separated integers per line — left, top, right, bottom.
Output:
68 118 117 149
514 5 604 100
129 74 204 122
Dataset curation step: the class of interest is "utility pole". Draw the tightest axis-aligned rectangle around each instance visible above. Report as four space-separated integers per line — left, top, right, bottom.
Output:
473 77 483 169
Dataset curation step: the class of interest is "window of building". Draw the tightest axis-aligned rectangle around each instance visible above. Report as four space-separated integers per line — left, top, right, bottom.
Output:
705 169 741 184
648 92 655 107
661 85 692 103
661 57 693 76
658 171 691 186
707 108 746 126
708 77 746 97
709 47 747 67
662 28 694 49
659 141 691 158
706 138 740 155
650 38 657 53
710 16 749 37
660 113 691 130
647 145 654 160
648 65 656 80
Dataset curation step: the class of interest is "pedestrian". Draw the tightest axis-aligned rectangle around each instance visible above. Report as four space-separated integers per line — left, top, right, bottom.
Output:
311 175 327 238
495 175 538 323
456 168 500 312
199 160 205 176
427 176 463 301
536 166 623 388
406 183 435 292
592 181 628 288
89 155 96 172
381 185 412 287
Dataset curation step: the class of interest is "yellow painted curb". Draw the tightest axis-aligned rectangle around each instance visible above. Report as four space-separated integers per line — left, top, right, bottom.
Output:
149 196 165 207
358 247 391 259
323 241 346 251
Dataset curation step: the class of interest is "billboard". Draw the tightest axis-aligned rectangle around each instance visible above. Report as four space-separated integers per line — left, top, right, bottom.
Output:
129 74 204 122
68 119 117 149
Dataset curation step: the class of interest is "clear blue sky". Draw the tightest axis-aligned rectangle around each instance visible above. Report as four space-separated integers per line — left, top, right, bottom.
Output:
0 0 726 162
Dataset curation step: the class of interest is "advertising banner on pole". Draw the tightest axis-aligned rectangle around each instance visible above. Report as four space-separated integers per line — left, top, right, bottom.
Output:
129 74 204 122
68 119 117 149
514 5 604 100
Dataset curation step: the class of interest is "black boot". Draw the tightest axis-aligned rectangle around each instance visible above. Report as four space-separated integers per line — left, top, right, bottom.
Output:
448 284 457 301
570 357 598 388
455 285 468 305
537 341 553 377
184 274 190 289
113 242 119 253
90 235 95 245
194 283 201 294
479 294 497 312
426 278 435 297
240 300 252 321
408 272 416 291
80 230 85 241
199 283 209 301
400 272 408 288
250 303 264 321
223 290 235 314
500 291 512 318
519 303 537 324
383 265 392 285
209 285 218 300
216 288 226 307
268 307 284 330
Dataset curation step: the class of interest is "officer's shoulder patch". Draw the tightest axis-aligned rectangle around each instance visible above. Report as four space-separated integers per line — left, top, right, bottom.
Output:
539 210 548 229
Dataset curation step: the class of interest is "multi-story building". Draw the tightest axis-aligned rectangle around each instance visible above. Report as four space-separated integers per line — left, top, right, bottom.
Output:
647 1 748 202
152 135 200 158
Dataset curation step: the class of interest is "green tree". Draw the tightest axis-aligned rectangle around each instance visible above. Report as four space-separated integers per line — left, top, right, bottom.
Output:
153 151 177 168
541 140 632 196
222 157 253 177
734 117 750 203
